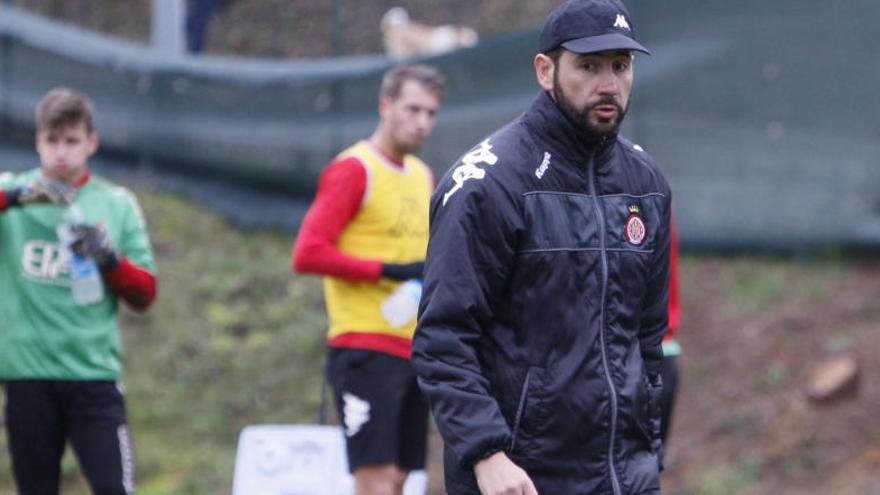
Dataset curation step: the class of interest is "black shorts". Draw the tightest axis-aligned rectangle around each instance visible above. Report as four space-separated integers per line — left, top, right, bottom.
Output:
326 347 429 472
3 380 135 495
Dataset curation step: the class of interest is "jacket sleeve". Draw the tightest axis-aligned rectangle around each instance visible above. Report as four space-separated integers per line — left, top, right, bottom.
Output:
639 183 672 379
412 172 521 468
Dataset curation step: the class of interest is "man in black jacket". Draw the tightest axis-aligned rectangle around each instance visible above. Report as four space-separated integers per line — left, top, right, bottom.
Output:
412 0 671 493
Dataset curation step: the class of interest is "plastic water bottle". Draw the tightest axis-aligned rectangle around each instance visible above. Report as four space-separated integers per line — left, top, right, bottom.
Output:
57 205 104 306
380 279 422 328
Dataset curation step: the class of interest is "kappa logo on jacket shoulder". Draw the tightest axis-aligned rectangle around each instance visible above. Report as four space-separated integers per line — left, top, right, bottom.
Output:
442 139 498 205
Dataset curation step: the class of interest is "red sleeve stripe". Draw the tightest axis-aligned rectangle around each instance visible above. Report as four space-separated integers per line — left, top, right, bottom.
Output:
102 257 157 311
0 190 9 211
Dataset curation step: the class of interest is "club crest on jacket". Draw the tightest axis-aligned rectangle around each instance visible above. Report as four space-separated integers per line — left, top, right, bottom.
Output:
625 204 646 245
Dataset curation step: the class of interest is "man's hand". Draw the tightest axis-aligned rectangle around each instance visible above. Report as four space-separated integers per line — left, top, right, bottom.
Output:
474 451 538 495
11 179 77 206
381 261 425 281
70 223 119 269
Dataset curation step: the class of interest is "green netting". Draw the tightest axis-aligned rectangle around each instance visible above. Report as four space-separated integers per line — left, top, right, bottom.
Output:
2 2 879 249
0 4 536 196
626 1 880 249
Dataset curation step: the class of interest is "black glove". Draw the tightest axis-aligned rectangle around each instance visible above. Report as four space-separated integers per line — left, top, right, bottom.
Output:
6 179 77 207
381 261 425 281
70 223 119 269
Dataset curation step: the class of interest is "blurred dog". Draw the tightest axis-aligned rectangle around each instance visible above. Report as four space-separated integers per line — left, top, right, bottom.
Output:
381 7 478 58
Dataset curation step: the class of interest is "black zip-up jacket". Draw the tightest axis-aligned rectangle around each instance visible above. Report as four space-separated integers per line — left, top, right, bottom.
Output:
413 91 671 494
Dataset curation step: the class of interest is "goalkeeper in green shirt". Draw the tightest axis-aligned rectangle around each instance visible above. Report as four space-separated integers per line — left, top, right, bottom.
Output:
0 88 157 495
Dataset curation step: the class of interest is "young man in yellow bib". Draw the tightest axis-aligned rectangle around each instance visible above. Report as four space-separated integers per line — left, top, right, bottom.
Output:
292 64 445 495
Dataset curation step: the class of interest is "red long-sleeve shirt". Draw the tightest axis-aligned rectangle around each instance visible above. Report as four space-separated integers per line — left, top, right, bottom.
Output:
292 155 388 280
665 216 680 340
294 148 439 358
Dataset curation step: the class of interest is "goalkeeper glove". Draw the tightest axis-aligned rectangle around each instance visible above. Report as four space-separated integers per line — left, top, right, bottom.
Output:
5 178 77 207
70 223 119 269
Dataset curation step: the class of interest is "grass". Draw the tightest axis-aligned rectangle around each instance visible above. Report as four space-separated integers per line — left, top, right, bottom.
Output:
0 188 327 494
722 256 844 317
688 456 763 495
0 189 867 494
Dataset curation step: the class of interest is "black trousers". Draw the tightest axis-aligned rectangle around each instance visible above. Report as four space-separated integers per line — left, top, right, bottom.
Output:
3 380 135 495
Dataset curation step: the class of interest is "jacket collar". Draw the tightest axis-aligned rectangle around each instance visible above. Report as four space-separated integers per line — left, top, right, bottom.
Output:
523 91 617 173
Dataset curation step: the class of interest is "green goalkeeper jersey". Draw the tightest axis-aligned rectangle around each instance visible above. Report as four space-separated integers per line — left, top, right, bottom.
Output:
0 168 156 380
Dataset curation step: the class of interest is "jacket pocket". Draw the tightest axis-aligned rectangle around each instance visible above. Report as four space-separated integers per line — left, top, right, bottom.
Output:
638 373 664 470
509 367 535 452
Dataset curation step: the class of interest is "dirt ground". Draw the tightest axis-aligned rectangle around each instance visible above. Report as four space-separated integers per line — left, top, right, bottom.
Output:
421 255 880 495
658 256 880 495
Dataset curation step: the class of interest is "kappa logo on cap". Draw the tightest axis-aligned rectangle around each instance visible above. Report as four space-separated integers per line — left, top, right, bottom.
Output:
613 14 631 31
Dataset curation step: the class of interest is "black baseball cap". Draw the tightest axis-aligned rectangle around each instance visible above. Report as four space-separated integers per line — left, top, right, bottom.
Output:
539 0 650 55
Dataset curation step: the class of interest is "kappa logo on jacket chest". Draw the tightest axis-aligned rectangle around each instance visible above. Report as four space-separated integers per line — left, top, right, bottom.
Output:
534 152 552 179
624 204 647 245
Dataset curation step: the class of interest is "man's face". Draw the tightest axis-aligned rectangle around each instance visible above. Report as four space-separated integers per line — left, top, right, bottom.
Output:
36 122 98 184
379 80 441 154
551 49 634 137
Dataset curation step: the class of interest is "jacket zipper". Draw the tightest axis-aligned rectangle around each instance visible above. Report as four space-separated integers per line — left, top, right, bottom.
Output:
587 150 622 495
510 368 533 452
